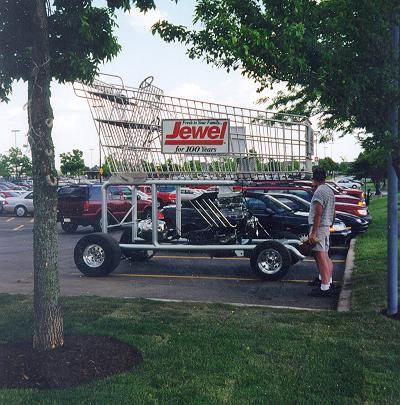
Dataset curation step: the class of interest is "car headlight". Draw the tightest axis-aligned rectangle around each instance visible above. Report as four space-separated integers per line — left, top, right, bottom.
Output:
330 222 347 232
356 218 363 223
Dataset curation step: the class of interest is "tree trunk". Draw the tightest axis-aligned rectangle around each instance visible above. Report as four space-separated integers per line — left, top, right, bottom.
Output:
29 0 64 351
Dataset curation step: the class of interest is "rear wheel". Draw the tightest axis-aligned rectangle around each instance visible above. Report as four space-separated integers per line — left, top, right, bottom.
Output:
61 221 78 233
74 233 121 276
15 205 27 217
93 213 117 232
250 240 291 281
120 228 154 261
142 207 152 219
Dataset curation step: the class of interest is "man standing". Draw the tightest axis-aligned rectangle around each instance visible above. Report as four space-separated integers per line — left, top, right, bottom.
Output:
308 167 336 297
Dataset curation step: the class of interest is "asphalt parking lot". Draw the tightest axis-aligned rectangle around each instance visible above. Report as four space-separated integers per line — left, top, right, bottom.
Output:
0 215 348 310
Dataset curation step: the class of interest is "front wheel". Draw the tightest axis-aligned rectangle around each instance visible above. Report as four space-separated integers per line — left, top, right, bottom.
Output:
74 233 121 276
250 240 291 281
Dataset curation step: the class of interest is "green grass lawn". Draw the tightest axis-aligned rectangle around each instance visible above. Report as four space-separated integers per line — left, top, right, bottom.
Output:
1 197 400 404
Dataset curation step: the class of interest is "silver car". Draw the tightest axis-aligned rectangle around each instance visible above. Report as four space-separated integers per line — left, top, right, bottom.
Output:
3 191 34 217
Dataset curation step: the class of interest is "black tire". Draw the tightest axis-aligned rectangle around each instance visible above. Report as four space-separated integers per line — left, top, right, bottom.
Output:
93 213 116 232
120 228 155 261
74 233 121 277
352 185 358 189
157 199 164 209
250 240 291 281
93 216 102 232
15 205 27 217
142 207 152 220
61 221 78 234
271 231 301 265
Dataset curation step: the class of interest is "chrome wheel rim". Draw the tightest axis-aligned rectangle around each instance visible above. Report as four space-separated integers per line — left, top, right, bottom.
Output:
83 244 105 268
257 248 283 274
16 207 25 217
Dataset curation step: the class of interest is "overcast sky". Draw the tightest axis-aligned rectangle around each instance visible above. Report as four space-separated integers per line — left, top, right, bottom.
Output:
0 1 362 169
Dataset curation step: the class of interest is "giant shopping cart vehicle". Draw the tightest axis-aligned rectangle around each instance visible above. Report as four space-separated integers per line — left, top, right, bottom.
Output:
71 74 314 280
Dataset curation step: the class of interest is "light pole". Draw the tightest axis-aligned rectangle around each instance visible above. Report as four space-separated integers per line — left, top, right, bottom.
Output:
387 21 399 316
89 148 94 168
11 129 20 149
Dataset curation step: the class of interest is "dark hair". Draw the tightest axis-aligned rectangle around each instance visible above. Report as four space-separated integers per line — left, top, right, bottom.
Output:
312 166 326 182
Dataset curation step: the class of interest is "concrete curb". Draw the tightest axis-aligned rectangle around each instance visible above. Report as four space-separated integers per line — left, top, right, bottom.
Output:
337 238 356 312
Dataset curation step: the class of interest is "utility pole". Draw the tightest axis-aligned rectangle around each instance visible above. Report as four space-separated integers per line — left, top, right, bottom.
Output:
11 129 21 178
11 129 20 148
89 148 94 168
387 22 399 316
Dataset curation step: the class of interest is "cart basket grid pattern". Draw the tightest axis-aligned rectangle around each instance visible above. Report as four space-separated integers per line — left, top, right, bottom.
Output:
73 74 314 180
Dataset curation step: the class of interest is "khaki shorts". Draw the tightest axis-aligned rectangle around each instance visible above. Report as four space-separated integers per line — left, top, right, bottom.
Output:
310 226 330 252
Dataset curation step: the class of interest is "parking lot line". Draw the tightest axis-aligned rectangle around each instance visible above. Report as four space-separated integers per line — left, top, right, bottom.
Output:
109 273 314 283
6 217 15 222
13 225 24 231
30 219 34 223
153 255 345 264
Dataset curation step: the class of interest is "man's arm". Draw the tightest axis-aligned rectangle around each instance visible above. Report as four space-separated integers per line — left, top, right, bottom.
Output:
309 202 323 243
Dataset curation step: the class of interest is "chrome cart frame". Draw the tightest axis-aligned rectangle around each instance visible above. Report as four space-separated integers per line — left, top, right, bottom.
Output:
72 74 312 279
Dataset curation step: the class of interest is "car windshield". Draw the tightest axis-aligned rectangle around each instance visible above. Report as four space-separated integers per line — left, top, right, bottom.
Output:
58 186 87 199
273 196 303 211
266 195 293 213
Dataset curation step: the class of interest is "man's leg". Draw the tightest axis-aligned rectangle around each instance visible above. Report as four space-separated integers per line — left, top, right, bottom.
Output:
325 251 333 284
314 251 330 285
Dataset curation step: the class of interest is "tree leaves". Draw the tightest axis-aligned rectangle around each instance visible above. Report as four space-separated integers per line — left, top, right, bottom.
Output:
154 0 399 172
0 0 167 98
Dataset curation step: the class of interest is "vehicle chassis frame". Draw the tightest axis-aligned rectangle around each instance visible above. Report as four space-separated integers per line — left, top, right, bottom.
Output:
100 178 304 260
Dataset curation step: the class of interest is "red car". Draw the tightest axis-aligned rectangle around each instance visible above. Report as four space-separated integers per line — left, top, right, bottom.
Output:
57 184 152 233
246 180 366 207
327 181 365 200
138 185 176 208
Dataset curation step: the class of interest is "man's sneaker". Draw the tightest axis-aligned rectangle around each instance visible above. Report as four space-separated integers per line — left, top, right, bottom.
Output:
307 277 321 287
308 287 333 297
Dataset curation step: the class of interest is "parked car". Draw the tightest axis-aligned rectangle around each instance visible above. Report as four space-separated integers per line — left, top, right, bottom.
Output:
0 193 5 213
2 191 34 217
236 184 371 221
0 190 26 199
243 193 351 245
326 181 365 200
336 178 363 189
138 185 176 208
247 180 366 207
269 193 369 236
57 184 152 233
169 187 205 202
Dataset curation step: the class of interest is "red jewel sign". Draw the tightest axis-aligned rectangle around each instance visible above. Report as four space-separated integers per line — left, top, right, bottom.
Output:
161 119 230 154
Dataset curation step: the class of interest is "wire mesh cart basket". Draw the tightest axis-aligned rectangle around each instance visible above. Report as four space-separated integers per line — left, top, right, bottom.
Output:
72 74 314 280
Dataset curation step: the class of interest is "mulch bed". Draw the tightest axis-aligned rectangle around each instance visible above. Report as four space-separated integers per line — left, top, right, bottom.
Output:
0 335 142 389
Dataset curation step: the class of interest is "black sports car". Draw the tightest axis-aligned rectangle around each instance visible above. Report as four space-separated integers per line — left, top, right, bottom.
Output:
268 193 369 236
